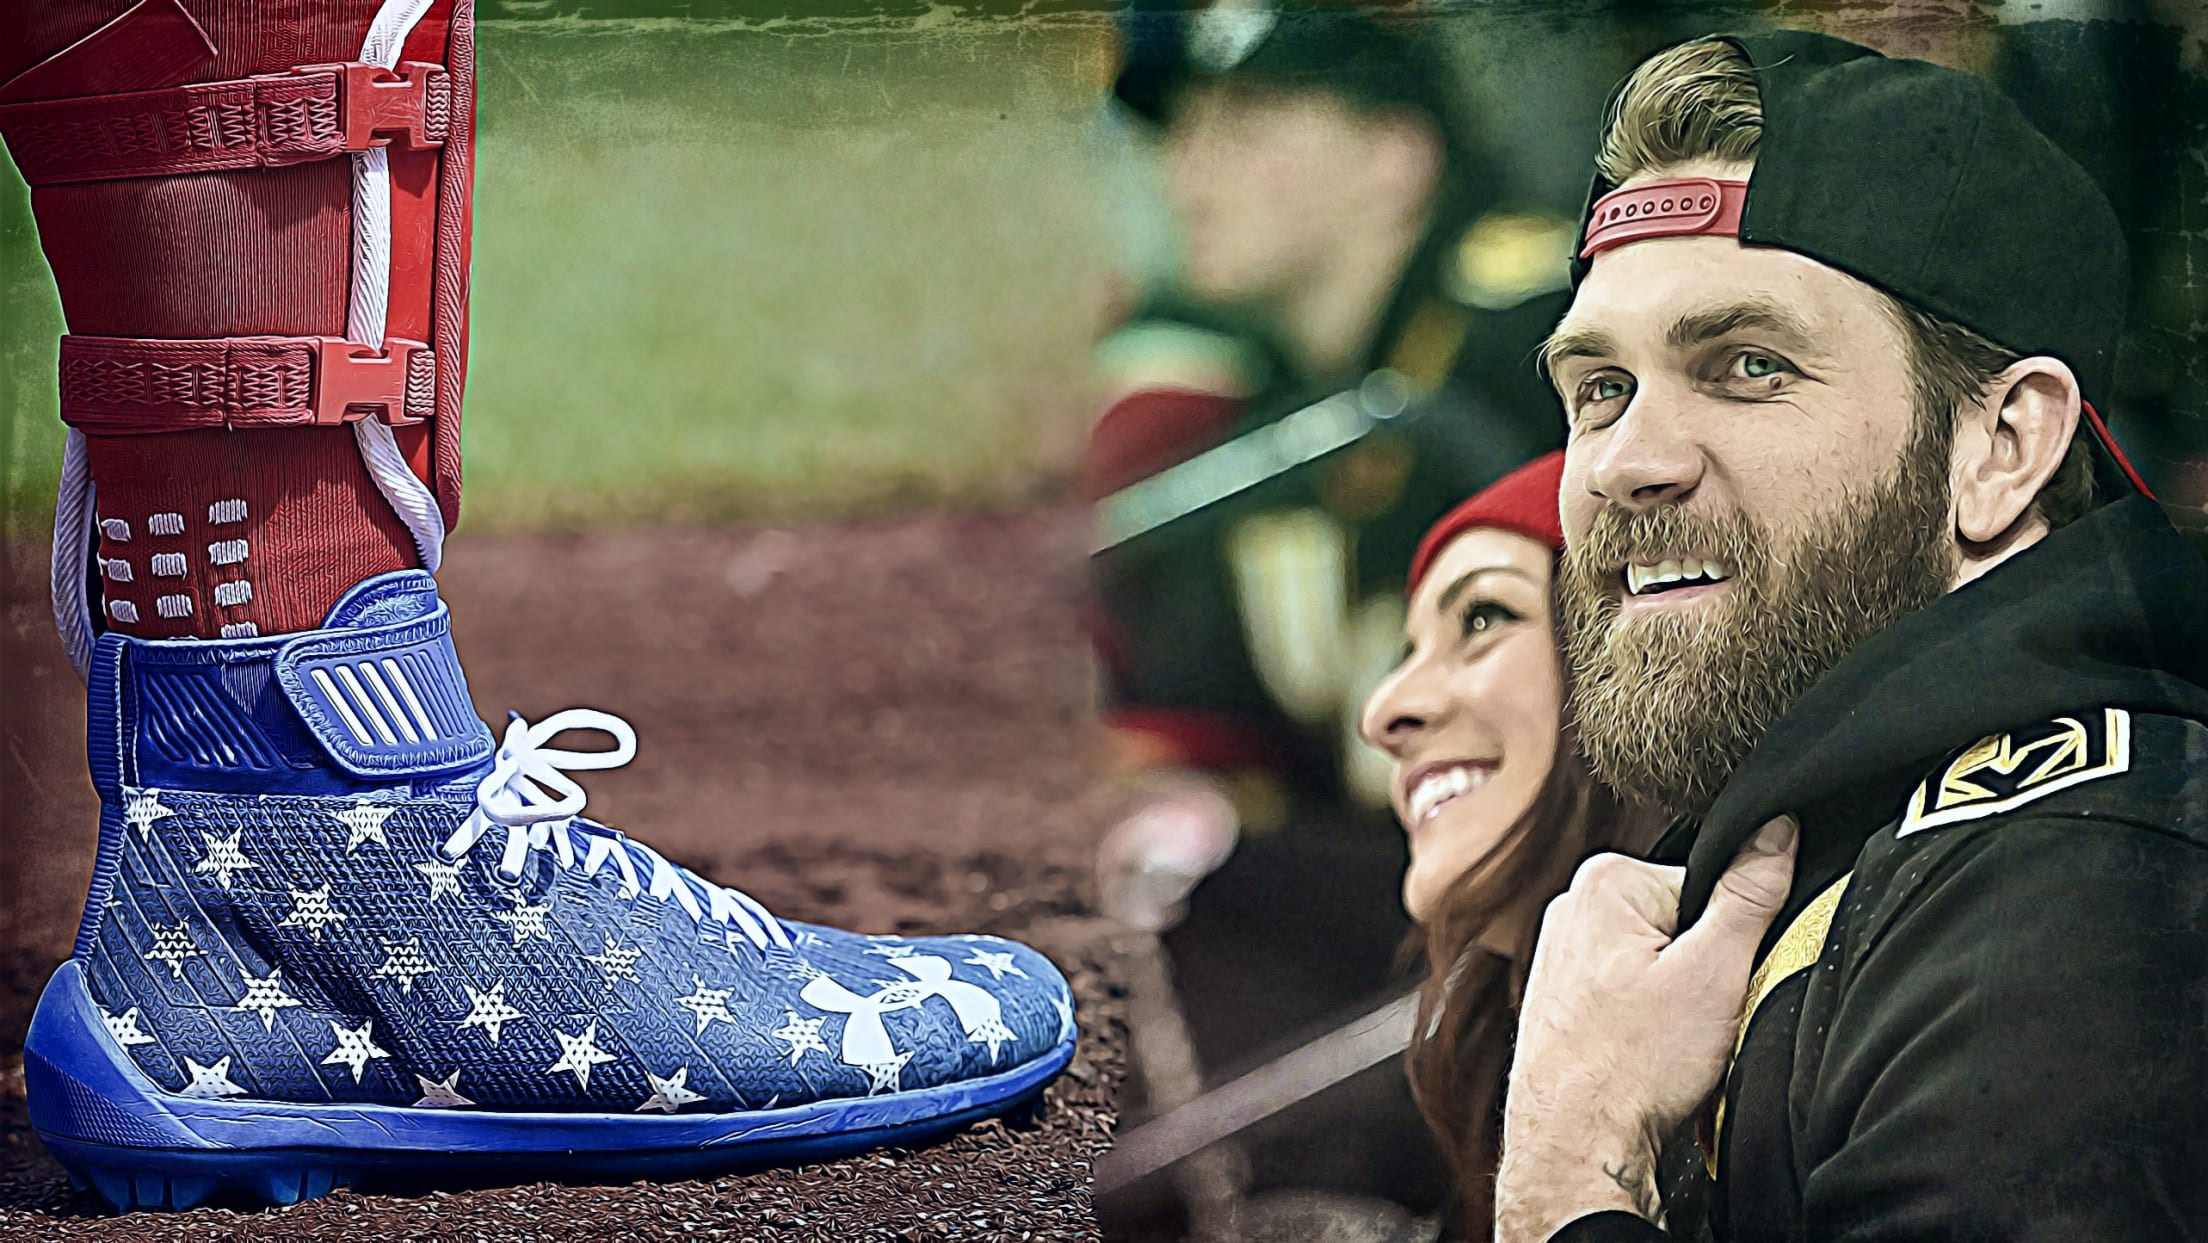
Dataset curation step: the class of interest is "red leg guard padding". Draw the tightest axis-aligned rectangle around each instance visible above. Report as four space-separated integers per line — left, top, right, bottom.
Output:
3 0 472 640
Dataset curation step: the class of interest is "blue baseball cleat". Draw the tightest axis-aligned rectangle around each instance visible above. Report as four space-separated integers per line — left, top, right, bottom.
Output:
24 570 1077 1212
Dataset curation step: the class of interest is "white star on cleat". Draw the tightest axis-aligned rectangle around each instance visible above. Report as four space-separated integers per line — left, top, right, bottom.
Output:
674 976 737 1036
233 966 302 1031
546 1021 618 1092
1054 995 1076 1042
583 935 644 984
278 884 350 941
321 1018 392 1084
99 1005 156 1048
415 859 465 902
492 892 555 945
144 921 202 979
192 829 258 890
859 1050 913 1097
122 789 176 840
412 1069 474 1109
636 1066 704 1113
962 949 1026 981
333 800 398 852
375 937 438 995
863 942 918 958
456 981 526 1045
771 1010 830 1065
179 1055 247 1099
968 1015 1015 1064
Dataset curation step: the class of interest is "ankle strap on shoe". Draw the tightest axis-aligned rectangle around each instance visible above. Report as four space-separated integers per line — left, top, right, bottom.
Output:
114 573 495 786
272 602 493 779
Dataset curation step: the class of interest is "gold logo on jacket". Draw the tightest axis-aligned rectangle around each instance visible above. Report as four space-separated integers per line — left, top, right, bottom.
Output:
1900 708 2130 836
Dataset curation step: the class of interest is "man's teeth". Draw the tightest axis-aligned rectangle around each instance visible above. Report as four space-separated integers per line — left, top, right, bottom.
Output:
1625 557 1733 596
1408 765 1493 824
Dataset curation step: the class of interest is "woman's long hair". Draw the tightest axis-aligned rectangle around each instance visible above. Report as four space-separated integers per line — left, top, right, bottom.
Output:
1403 637 1657 1235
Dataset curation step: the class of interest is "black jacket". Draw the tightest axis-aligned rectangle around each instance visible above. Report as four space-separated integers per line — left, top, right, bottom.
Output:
1556 496 2208 1242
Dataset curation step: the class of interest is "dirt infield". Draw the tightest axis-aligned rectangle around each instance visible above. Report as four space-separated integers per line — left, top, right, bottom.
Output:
0 508 1129 1239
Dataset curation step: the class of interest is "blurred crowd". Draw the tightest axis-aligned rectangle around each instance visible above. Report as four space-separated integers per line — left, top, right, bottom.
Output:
1078 2 2207 1239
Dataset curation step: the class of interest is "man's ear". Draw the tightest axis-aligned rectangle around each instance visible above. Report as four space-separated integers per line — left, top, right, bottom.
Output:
1951 356 2081 546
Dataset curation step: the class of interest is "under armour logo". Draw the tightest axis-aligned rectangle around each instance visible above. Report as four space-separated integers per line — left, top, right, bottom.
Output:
800 955 1004 1069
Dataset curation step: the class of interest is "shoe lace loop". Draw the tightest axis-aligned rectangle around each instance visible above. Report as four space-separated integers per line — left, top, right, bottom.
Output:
441 709 792 952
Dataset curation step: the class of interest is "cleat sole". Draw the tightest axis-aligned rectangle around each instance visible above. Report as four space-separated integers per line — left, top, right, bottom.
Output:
29 960 1074 1212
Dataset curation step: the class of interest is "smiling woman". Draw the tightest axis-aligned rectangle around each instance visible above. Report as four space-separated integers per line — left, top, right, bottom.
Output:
1358 452 1660 1231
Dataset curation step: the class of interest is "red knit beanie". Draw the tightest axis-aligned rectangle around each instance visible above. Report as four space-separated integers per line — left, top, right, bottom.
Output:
1406 451 1566 594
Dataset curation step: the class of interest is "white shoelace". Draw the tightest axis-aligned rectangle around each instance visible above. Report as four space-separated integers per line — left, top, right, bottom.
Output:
438 709 794 953
49 0 447 681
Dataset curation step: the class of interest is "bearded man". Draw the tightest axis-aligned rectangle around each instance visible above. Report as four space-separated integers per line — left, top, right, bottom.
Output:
1493 31 2208 1243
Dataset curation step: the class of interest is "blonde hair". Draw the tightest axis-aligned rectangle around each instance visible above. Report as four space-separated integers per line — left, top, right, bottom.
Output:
1595 40 1762 185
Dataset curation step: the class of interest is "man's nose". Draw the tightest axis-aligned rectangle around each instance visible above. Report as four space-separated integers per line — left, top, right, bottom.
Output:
1585 391 1706 511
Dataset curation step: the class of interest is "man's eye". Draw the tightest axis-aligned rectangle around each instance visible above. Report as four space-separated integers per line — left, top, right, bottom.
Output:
1732 351 1788 380
1573 373 1633 424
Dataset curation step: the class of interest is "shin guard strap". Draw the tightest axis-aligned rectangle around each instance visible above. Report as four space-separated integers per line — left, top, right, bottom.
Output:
61 335 433 433
0 61 448 186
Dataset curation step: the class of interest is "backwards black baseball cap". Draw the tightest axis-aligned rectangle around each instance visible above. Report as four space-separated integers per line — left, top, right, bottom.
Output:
1570 30 2149 499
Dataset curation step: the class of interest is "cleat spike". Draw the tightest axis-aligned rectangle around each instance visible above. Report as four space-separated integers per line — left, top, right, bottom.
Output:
257 1168 305 1207
84 1168 132 1212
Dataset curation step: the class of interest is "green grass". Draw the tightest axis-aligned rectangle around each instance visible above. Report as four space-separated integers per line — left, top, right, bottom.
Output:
0 18 1124 533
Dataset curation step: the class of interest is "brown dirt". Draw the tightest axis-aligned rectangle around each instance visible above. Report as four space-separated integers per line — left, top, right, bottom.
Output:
0 508 1131 1240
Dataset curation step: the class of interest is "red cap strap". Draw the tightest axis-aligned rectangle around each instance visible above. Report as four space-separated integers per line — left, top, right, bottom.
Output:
2082 401 2155 500
59 336 434 434
0 61 447 187
1581 178 1749 260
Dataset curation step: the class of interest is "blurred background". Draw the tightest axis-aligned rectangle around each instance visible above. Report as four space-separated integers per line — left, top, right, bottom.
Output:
2 1 2203 1238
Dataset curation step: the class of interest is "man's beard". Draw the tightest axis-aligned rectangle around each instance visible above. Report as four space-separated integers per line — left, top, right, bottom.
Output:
1558 426 1957 821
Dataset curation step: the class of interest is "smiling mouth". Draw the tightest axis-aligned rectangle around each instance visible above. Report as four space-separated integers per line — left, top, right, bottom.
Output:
1406 762 1498 826
1622 556 1734 598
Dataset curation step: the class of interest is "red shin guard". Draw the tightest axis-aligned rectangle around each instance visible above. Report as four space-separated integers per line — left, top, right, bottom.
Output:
3 0 473 642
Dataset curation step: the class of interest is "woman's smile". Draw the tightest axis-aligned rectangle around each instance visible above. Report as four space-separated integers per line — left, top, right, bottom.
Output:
1402 758 1501 830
